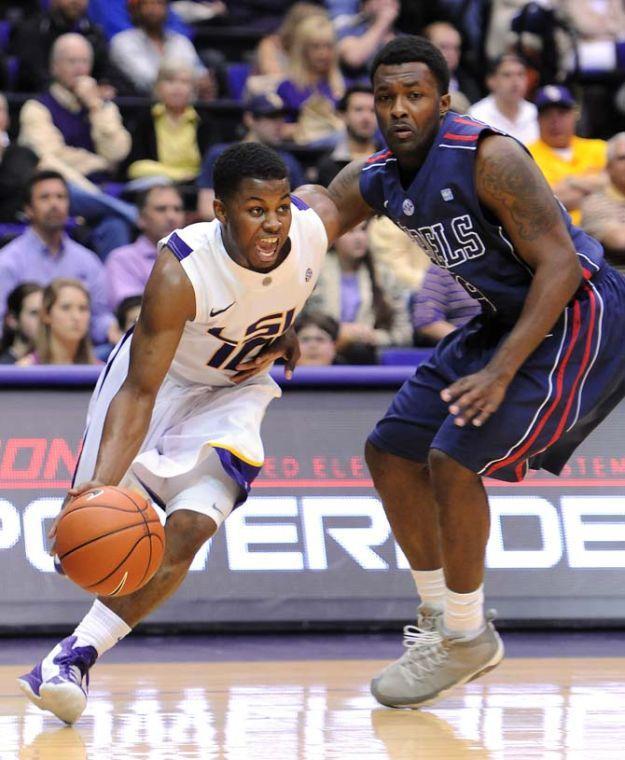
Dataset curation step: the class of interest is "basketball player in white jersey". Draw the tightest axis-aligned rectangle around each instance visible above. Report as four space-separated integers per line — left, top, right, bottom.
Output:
18 143 342 725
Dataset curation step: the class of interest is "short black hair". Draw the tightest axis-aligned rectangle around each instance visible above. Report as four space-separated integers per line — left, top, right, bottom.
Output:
136 183 183 213
370 36 450 95
294 311 339 341
213 143 289 201
116 295 142 330
486 52 527 77
337 84 374 112
25 170 68 206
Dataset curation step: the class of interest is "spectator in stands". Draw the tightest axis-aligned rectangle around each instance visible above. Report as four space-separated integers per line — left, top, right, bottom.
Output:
336 0 398 82
423 21 481 110
196 94 305 220
10 0 133 95
277 14 345 144
116 294 142 332
367 216 431 292
19 278 98 365
110 0 215 99
559 0 625 73
306 220 411 363
87 0 189 40
468 53 539 145
0 171 116 345
0 283 43 365
95 292 143 361
18 34 137 259
255 3 327 78
316 84 379 186
581 132 625 272
294 311 340 366
0 92 39 222
217 0 301 32
126 62 212 184
410 265 481 345
529 85 607 225
105 184 184 308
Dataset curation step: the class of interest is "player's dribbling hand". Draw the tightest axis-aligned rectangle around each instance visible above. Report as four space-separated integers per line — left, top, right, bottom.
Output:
47 480 106 554
232 329 301 384
441 367 511 427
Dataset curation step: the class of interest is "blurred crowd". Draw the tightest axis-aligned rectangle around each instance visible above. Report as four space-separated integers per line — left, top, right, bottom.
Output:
1 0 625 367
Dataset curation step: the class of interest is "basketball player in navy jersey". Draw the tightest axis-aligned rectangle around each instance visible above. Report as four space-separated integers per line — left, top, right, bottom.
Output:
320 36 625 708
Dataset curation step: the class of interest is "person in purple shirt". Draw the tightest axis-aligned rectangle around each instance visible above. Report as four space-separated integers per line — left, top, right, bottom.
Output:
0 170 115 345
276 14 345 139
411 264 482 345
105 184 185 309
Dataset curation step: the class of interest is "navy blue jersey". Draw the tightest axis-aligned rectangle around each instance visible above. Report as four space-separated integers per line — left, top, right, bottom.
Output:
359 111 604 323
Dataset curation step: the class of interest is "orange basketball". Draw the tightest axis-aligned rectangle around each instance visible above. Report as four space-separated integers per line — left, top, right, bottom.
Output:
55 486 165 597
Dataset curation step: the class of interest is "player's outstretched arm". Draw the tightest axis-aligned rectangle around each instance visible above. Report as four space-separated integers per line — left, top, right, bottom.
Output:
295 159 373 245
72 248 196 494
441 134 584 427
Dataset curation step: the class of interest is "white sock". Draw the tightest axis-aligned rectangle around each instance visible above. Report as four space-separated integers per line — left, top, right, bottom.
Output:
410 568 446 611
444 585 485 639
72 600 132 656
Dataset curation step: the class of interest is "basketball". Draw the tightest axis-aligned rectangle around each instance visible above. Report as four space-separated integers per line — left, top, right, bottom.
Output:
55 486 165 597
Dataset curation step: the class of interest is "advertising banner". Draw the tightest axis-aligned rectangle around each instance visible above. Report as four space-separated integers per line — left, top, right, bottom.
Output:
2 387 625 627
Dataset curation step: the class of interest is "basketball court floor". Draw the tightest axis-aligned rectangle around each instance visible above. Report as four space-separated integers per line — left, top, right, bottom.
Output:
2 631 625 759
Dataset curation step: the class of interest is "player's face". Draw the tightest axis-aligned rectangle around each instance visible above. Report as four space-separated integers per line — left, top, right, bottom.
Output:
373 62 450 168
217 177 292 272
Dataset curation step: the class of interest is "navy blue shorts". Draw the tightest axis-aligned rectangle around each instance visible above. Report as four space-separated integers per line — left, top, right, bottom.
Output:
369 266 625 482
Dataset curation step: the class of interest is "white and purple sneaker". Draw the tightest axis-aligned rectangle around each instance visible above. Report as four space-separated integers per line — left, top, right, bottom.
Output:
17 636 98 724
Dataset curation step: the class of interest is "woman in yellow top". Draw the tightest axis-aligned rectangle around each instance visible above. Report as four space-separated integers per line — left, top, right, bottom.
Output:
528 85 607 225
125 61 213 184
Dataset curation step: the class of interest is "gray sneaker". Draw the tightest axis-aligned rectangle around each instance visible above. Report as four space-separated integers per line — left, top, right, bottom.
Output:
371 612 504 709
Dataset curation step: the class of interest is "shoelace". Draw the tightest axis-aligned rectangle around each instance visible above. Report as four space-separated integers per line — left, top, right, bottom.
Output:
53 647 97 690
398 625 450 682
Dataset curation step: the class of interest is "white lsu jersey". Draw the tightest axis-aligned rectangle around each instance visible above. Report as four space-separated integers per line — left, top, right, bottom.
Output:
160 198 328 387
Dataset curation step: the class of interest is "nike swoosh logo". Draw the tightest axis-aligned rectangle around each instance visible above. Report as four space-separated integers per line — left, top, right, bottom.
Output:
210 302 235 317
110 571 129 597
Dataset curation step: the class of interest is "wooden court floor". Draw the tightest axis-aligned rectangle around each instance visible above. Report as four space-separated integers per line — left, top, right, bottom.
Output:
3 657 625 759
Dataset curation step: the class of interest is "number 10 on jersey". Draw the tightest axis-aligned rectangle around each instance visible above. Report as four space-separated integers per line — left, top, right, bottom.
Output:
206 309 296 370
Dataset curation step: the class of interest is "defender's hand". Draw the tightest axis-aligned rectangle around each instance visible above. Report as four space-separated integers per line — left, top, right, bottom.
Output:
232 329 301 384
48 480 106 554
441 368 511 428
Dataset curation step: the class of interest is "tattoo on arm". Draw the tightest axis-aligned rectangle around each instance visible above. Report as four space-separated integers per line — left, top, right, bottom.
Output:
477 145 560 241
328 159 365 205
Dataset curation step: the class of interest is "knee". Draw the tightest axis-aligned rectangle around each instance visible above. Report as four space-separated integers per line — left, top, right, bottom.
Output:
428 449 479 501
163 510 218 567
364 439 384 480
365 439 428 489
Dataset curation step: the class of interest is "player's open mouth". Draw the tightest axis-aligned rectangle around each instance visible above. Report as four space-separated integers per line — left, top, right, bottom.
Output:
256 236 280 260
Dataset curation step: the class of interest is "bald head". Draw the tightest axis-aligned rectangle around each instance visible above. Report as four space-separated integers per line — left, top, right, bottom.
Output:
607 132 625 194
423 21 462 73
51 34 93 89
